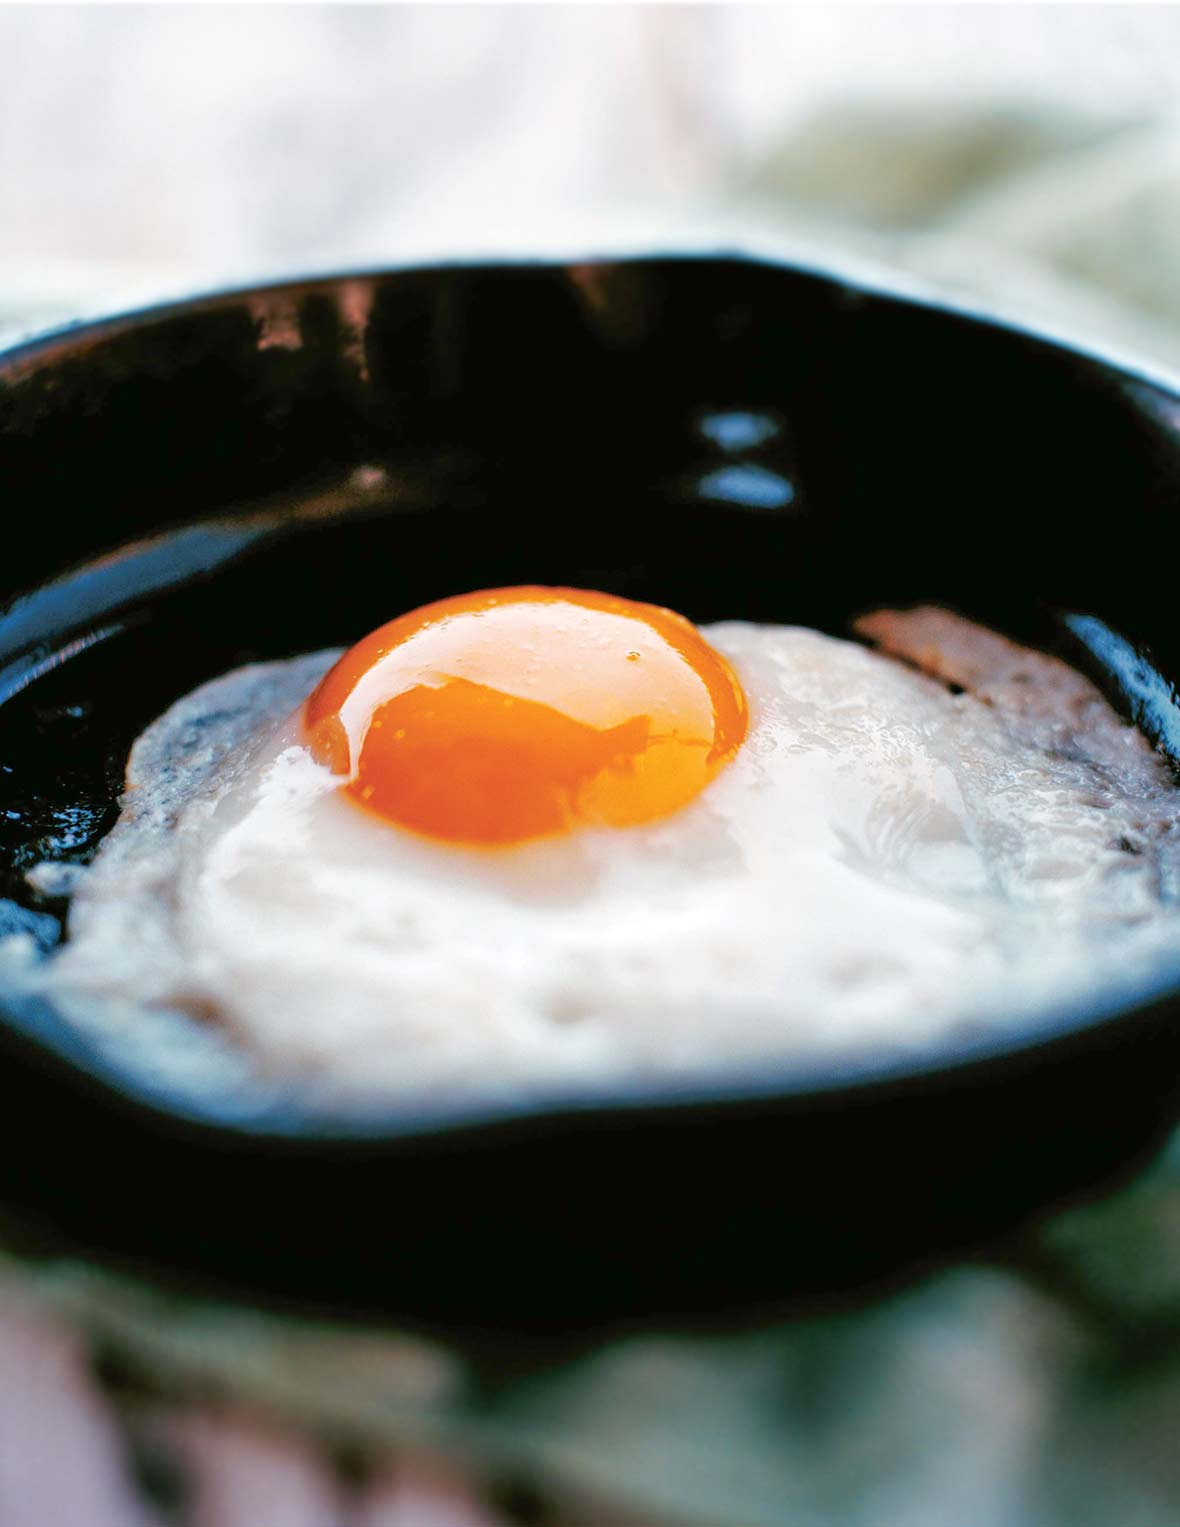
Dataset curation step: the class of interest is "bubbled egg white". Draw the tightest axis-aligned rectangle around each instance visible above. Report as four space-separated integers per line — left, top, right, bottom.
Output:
12 609 1180 1112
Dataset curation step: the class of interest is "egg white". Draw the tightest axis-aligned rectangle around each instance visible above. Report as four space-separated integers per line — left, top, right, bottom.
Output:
13 613 1180 1111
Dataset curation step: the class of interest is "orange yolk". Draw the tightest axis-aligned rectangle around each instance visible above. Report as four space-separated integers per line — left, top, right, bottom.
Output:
302 586 748 847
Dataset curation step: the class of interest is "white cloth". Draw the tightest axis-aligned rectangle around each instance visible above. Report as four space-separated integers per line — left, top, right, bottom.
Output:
4 6 1180 371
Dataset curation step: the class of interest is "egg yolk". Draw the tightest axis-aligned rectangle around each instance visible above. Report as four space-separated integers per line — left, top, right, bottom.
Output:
302 586 748 847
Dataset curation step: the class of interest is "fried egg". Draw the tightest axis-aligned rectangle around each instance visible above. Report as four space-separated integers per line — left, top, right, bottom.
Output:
11 589 1180 1111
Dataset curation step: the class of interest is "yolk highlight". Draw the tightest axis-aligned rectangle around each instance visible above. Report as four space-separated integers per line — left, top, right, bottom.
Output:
303 586 748 846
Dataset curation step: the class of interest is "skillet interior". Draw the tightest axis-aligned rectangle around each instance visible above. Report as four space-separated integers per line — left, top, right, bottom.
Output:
3 254 1180 1335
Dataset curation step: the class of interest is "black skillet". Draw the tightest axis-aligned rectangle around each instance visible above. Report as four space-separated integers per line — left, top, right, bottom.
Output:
3 253 1180 1340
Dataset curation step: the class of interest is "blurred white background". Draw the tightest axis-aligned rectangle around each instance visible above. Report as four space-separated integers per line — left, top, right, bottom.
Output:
4 5 1180 363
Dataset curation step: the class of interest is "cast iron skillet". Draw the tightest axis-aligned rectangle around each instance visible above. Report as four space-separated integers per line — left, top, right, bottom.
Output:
2 253 1180 1339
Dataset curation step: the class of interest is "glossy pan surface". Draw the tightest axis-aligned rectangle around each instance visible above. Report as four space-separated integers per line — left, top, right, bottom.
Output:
3 254 1180 1335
